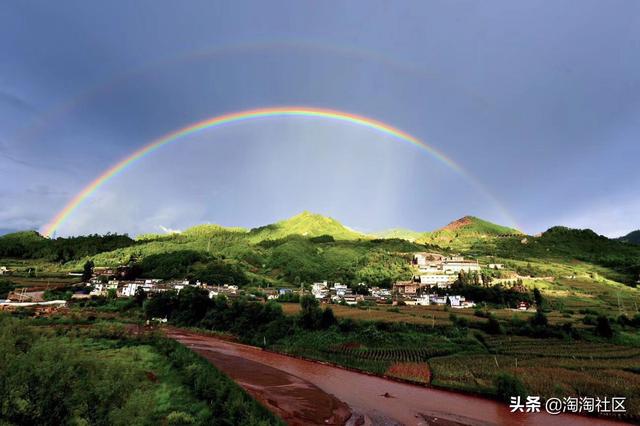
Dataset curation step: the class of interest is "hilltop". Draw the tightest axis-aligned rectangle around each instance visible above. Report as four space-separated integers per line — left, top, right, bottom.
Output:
618 230 640 245
2 212 639 290
434 216 521 236
370 228 423 241
414 216 521 249
247 211 365 241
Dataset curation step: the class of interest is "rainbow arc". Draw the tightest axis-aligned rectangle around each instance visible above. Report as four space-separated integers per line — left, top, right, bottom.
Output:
42 107 518 236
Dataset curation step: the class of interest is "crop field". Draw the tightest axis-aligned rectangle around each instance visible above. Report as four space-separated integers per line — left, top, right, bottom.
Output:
322 345 455 363
429 334 640 417
385 362 431 383
279 302 597 329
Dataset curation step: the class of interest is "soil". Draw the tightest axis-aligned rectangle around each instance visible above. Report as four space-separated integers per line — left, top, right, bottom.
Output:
165 328 629 426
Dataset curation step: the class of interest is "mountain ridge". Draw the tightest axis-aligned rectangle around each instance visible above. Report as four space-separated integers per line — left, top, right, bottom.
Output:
617 230 640 245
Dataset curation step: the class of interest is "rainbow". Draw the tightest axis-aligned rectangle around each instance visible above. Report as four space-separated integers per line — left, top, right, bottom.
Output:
42 107 518 236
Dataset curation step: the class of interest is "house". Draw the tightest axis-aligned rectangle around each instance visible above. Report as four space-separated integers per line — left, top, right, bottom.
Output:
418 274 455 288
415 295 431 306
332 283 348 295
342 295 364 306
442 257 480 274
92 267 116 278
0 266 12 275
278 288 293 296
370 287 391 300
312 281 329 299
428 294 468 307
488 264 504 270
413 253 444 266
518 301 530 311
393 281 419 295
121 283 142 297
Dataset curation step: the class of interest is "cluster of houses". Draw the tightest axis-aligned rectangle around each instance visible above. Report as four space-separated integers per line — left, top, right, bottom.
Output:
3 251 493 312
87 275 241 300
392 253 480 308
309 281 392 305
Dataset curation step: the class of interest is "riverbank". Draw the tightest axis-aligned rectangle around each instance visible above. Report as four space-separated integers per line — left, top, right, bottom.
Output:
166 328 629 426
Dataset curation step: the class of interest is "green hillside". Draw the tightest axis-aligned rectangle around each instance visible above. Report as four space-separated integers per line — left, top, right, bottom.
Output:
371 228 424 241
618 230 640 245
247 211 365 242
1 213 639 311
416 216 522 250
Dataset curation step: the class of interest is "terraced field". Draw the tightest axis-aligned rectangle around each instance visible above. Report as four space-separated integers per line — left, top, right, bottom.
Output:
429 335 640 417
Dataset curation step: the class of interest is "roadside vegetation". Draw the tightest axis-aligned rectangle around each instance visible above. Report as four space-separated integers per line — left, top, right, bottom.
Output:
0 314 281 426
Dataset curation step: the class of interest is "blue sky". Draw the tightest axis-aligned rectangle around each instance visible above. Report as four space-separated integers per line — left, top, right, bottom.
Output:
1 1 639 237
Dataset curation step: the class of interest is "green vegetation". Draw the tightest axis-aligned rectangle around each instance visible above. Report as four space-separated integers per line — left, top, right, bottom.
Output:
0 315 281 426
247 211 364 241
0 231 135 263
618 230 640 245
1 212 639 420
0 279 15 298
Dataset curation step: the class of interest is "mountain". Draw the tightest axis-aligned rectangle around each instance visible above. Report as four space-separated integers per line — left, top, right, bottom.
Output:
617 230 640 245
248 211 365 241
415 216 522 248
434 216 521 236
370 228 423 241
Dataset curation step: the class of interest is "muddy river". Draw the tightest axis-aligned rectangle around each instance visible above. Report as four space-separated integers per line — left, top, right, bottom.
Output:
165 329 629 426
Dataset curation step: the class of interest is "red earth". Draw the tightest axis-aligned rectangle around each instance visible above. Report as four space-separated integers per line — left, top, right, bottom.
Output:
165 328 630 426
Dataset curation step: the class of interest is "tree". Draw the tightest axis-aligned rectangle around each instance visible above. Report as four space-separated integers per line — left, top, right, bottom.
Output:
0 279 15 299
133 287 147 306
486 315 503 334
143 291 178 320
172 287 212 326
82 260 94 282
299 295 322 329
320 307 337 329
533 288 543 309
595 315 613 338
530 310 548 327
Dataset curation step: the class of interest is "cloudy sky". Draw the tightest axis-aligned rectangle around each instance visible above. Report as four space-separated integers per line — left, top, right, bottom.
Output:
1 1 639 237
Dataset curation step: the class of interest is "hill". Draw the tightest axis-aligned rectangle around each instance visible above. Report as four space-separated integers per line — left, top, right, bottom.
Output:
435 216 521 236
370 228 423 241
416 216 521 249
248 211 365 241
618 230 640 245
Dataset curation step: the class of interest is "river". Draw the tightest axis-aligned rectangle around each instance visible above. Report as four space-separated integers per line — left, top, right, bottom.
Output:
165 329 629 426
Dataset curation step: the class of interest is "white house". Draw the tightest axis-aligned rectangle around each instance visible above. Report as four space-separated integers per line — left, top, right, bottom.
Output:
415 295 431 306
419 274 455 287
312 281 329 299
442 258 480 274
332 283 348 296
121 283 141 297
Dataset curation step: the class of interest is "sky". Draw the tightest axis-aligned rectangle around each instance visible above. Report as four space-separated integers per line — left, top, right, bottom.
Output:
1 1 639 237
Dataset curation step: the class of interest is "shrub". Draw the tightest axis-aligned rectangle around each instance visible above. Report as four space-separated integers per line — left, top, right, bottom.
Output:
494 373 527 402
595 315 614 338
486 316 503 335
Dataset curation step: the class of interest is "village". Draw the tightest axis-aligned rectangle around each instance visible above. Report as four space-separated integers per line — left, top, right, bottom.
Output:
1 253 522 312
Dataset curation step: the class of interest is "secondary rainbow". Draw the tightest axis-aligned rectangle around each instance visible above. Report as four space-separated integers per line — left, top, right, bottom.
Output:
42 106 518 236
